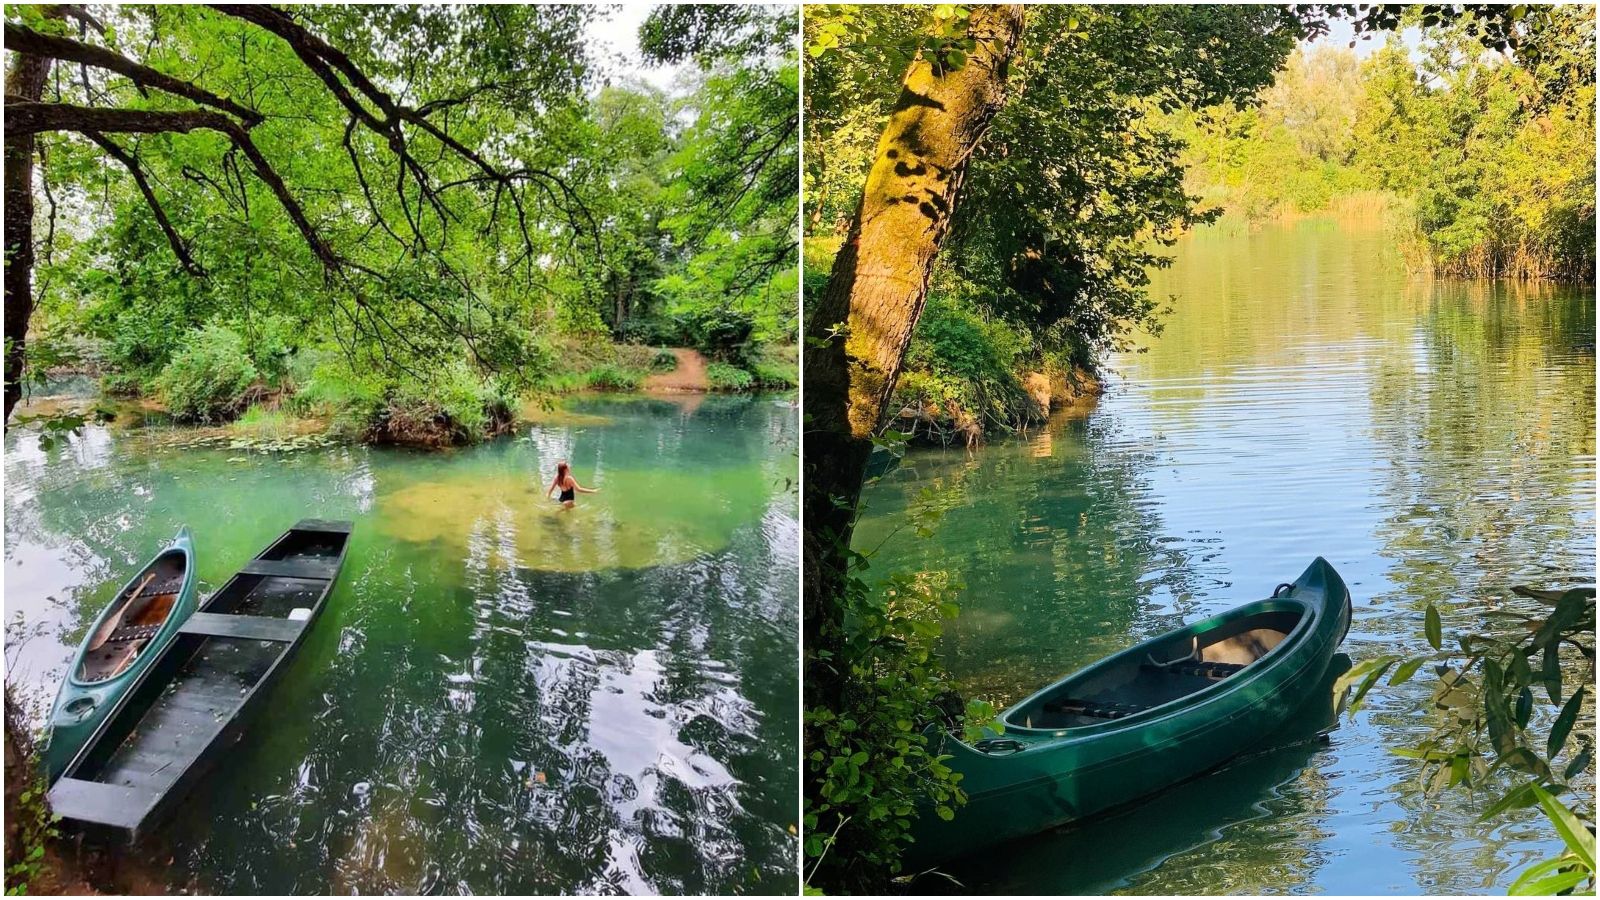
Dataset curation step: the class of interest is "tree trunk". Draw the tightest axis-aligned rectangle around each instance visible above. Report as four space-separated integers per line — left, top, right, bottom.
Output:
802 5 1025 710
3 23 58 425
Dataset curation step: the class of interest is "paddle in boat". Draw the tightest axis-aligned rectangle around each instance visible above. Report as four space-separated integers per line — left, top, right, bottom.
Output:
907 556 1353 867
43 527 197 784
47 519 353 839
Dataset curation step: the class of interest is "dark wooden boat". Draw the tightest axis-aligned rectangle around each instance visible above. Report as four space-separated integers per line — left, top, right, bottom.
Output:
47 519 353 839
43 527 197 784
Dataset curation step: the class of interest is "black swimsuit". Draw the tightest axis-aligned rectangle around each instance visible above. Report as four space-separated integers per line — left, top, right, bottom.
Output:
559 486 575 502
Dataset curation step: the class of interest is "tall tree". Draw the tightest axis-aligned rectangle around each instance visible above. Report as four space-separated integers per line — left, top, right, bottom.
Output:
803 3 1024 709
2 4 596 423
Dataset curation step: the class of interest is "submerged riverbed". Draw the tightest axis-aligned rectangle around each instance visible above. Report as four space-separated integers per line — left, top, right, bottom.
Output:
857 217 1595 894
6 393 798 894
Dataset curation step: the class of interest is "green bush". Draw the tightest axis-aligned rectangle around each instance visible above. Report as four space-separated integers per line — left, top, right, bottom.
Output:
706 362 755 391
680 308 756 364
750 360 797 389
155 325 258 423
238 314 300 388
650 349 679 373
369 363 515 447
584 364 643 391
897 295 1036 432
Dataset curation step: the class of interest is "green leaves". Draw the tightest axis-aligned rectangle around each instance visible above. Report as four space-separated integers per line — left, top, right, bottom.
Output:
1548 688 1585 759
1533 784 1595 872
1335 654 1397 715
1424 603 1442 650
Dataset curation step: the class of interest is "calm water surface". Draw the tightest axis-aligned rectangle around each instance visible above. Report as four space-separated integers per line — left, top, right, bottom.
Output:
856 218 1595 894
6 394 798 894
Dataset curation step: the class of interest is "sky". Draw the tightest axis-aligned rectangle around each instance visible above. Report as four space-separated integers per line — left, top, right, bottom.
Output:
583 4 687 95
1308 18 1425 62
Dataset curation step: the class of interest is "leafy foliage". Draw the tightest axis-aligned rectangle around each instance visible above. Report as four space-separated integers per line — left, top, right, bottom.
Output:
155 325 258 424
1170 6 1595 279
804 478 997 893
706 362 755 392
9 4 798 439
1344 586 1596 894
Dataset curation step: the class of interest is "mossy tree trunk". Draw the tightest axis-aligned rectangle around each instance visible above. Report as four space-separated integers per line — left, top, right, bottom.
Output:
2 11 61 425
802 4 1025 710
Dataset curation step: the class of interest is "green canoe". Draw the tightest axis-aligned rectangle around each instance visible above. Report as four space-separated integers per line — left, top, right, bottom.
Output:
42 527 197 783
907 557 1352 867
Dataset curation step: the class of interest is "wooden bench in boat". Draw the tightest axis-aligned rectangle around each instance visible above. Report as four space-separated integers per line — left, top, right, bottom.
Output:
178 612 306 643
237 558 340 580
101 624 161 643
1044 698 1149 720
46 778 162 834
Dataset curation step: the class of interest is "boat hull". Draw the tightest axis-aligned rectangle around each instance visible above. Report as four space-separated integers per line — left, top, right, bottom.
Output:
47 519 353 839
43 527 196 784
907 558 1351 867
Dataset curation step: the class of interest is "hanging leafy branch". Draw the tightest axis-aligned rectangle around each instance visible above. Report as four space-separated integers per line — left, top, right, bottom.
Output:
1337 585 1596 894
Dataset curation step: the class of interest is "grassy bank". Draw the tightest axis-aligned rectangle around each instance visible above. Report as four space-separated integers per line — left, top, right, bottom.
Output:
806 238 1101 447
27 333 799 452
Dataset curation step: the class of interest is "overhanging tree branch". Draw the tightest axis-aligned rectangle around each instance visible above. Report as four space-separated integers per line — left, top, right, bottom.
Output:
82 130 206 276
3 22 263 126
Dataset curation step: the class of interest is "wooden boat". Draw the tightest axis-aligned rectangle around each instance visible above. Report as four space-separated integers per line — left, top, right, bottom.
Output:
906 557 1352 867
43 527 197 784
47 519 353 839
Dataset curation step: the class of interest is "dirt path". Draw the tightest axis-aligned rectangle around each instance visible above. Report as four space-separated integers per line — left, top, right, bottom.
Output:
644 347 709 392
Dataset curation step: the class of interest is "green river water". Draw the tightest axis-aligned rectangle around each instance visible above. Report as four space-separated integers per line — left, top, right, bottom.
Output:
856 217 1595 894
6 393 798 894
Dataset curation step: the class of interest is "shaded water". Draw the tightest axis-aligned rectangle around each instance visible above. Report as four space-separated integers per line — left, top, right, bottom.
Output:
856 217 1595 894
6 394 798 894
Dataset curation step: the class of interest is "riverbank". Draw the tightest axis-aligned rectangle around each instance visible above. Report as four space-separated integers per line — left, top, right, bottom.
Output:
17 339 799 451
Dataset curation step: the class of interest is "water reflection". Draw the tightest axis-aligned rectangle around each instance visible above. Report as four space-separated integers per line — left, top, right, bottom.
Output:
859 217 1593 893
5 394 798 894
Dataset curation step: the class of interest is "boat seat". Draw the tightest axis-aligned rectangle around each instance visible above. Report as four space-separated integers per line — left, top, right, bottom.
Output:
143 578 186 595
1044 698 1149 720
102 624 161 643
179 612 306 643
1141 660 1247 680
238 558 338 580
47 777 161 834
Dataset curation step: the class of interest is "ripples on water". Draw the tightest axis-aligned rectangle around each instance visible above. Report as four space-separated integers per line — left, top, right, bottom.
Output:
5 395 798 894
856 218 1595 894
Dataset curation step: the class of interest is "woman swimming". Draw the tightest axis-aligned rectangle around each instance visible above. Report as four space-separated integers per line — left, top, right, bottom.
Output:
545 460 599 510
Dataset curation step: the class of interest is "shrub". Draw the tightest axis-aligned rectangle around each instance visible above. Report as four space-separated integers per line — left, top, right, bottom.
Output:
583 364 643 391
620 318 684 346
650 348 679 373
750 360 797 389
238 314 300 388
706 362 755 391
680 308 756 364
366 364 514 447
155 325 258 423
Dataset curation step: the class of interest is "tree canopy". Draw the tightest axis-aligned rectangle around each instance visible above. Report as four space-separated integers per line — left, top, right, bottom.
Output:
4 4 799 434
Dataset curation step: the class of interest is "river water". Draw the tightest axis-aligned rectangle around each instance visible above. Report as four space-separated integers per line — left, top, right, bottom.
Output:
5 393 798 894
856 217 1595 894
